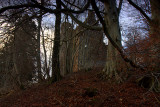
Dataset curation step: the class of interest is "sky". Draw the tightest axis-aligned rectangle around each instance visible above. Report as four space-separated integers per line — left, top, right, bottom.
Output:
0 0 150 50
119 0 150 46
0 0 151 78
40 0 149 47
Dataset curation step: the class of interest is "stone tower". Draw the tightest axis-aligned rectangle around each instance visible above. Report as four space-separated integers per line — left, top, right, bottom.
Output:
60 11 107 75
77 11 107 71
59 22 74 76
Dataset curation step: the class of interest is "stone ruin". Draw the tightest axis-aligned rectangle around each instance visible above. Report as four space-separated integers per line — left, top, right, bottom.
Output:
60 11 107 76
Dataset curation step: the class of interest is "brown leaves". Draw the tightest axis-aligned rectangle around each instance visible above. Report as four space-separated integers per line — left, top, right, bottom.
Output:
0 68 160 106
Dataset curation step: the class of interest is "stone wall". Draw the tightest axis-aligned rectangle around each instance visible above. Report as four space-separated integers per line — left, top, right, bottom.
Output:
59 22 74 76
77 11 107 71
60 11 107 75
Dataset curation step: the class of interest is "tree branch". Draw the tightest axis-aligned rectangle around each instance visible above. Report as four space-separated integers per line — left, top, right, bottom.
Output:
0 0 90 15
61 0 90 14
31 0 91 14
61 0 102 31
91 0 145 71
127 0 151 22
0 4 37 14
118 0 123 15
67 12 102 31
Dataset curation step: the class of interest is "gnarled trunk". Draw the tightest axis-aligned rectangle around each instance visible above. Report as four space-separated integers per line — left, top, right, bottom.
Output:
102 0 124 82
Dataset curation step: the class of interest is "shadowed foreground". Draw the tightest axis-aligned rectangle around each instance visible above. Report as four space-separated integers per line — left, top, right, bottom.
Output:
0 68 160 106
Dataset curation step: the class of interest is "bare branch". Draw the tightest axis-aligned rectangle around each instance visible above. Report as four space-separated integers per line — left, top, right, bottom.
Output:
0 4 37 14
68 13 102 31
91 0 145 71
61 0 91 14
0 0 90 15
118 0 123 15
127 0 151 22
61 0 102 31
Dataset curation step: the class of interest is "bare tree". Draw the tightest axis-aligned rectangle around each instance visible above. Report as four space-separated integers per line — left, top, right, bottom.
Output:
0 0 159 85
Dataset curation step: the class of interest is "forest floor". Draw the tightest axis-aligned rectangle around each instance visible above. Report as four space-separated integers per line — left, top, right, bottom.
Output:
0 68 160 107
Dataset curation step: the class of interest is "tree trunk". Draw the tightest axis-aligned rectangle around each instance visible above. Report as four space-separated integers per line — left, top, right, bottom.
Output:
37 15 42 82
42 27 49 79
51 0 62 82
150 0 160 40
36 0 45 81
150 0 160 71
102 0 124 82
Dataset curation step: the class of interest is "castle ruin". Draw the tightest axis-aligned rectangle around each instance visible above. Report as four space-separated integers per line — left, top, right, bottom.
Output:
60 11 107 76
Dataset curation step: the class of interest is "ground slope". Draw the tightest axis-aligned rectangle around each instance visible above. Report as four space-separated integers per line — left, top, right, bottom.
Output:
0 68 160 107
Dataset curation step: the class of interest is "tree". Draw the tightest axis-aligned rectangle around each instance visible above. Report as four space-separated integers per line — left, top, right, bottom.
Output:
36 0 46 82
127 0 160 71
36 5 43 82
0 0 159 84
150 0 160 37
150 0 160 71
125 30 150 69
126 0 160 91
51 0 62 82
100 0 124 81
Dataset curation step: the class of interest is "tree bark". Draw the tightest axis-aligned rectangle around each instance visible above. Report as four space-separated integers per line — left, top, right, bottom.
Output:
150 0 160 71
102 0 124 82
37 0 45 81
150 0 160 38
51 0 62 82
42 27 49 79
37 14 42 81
